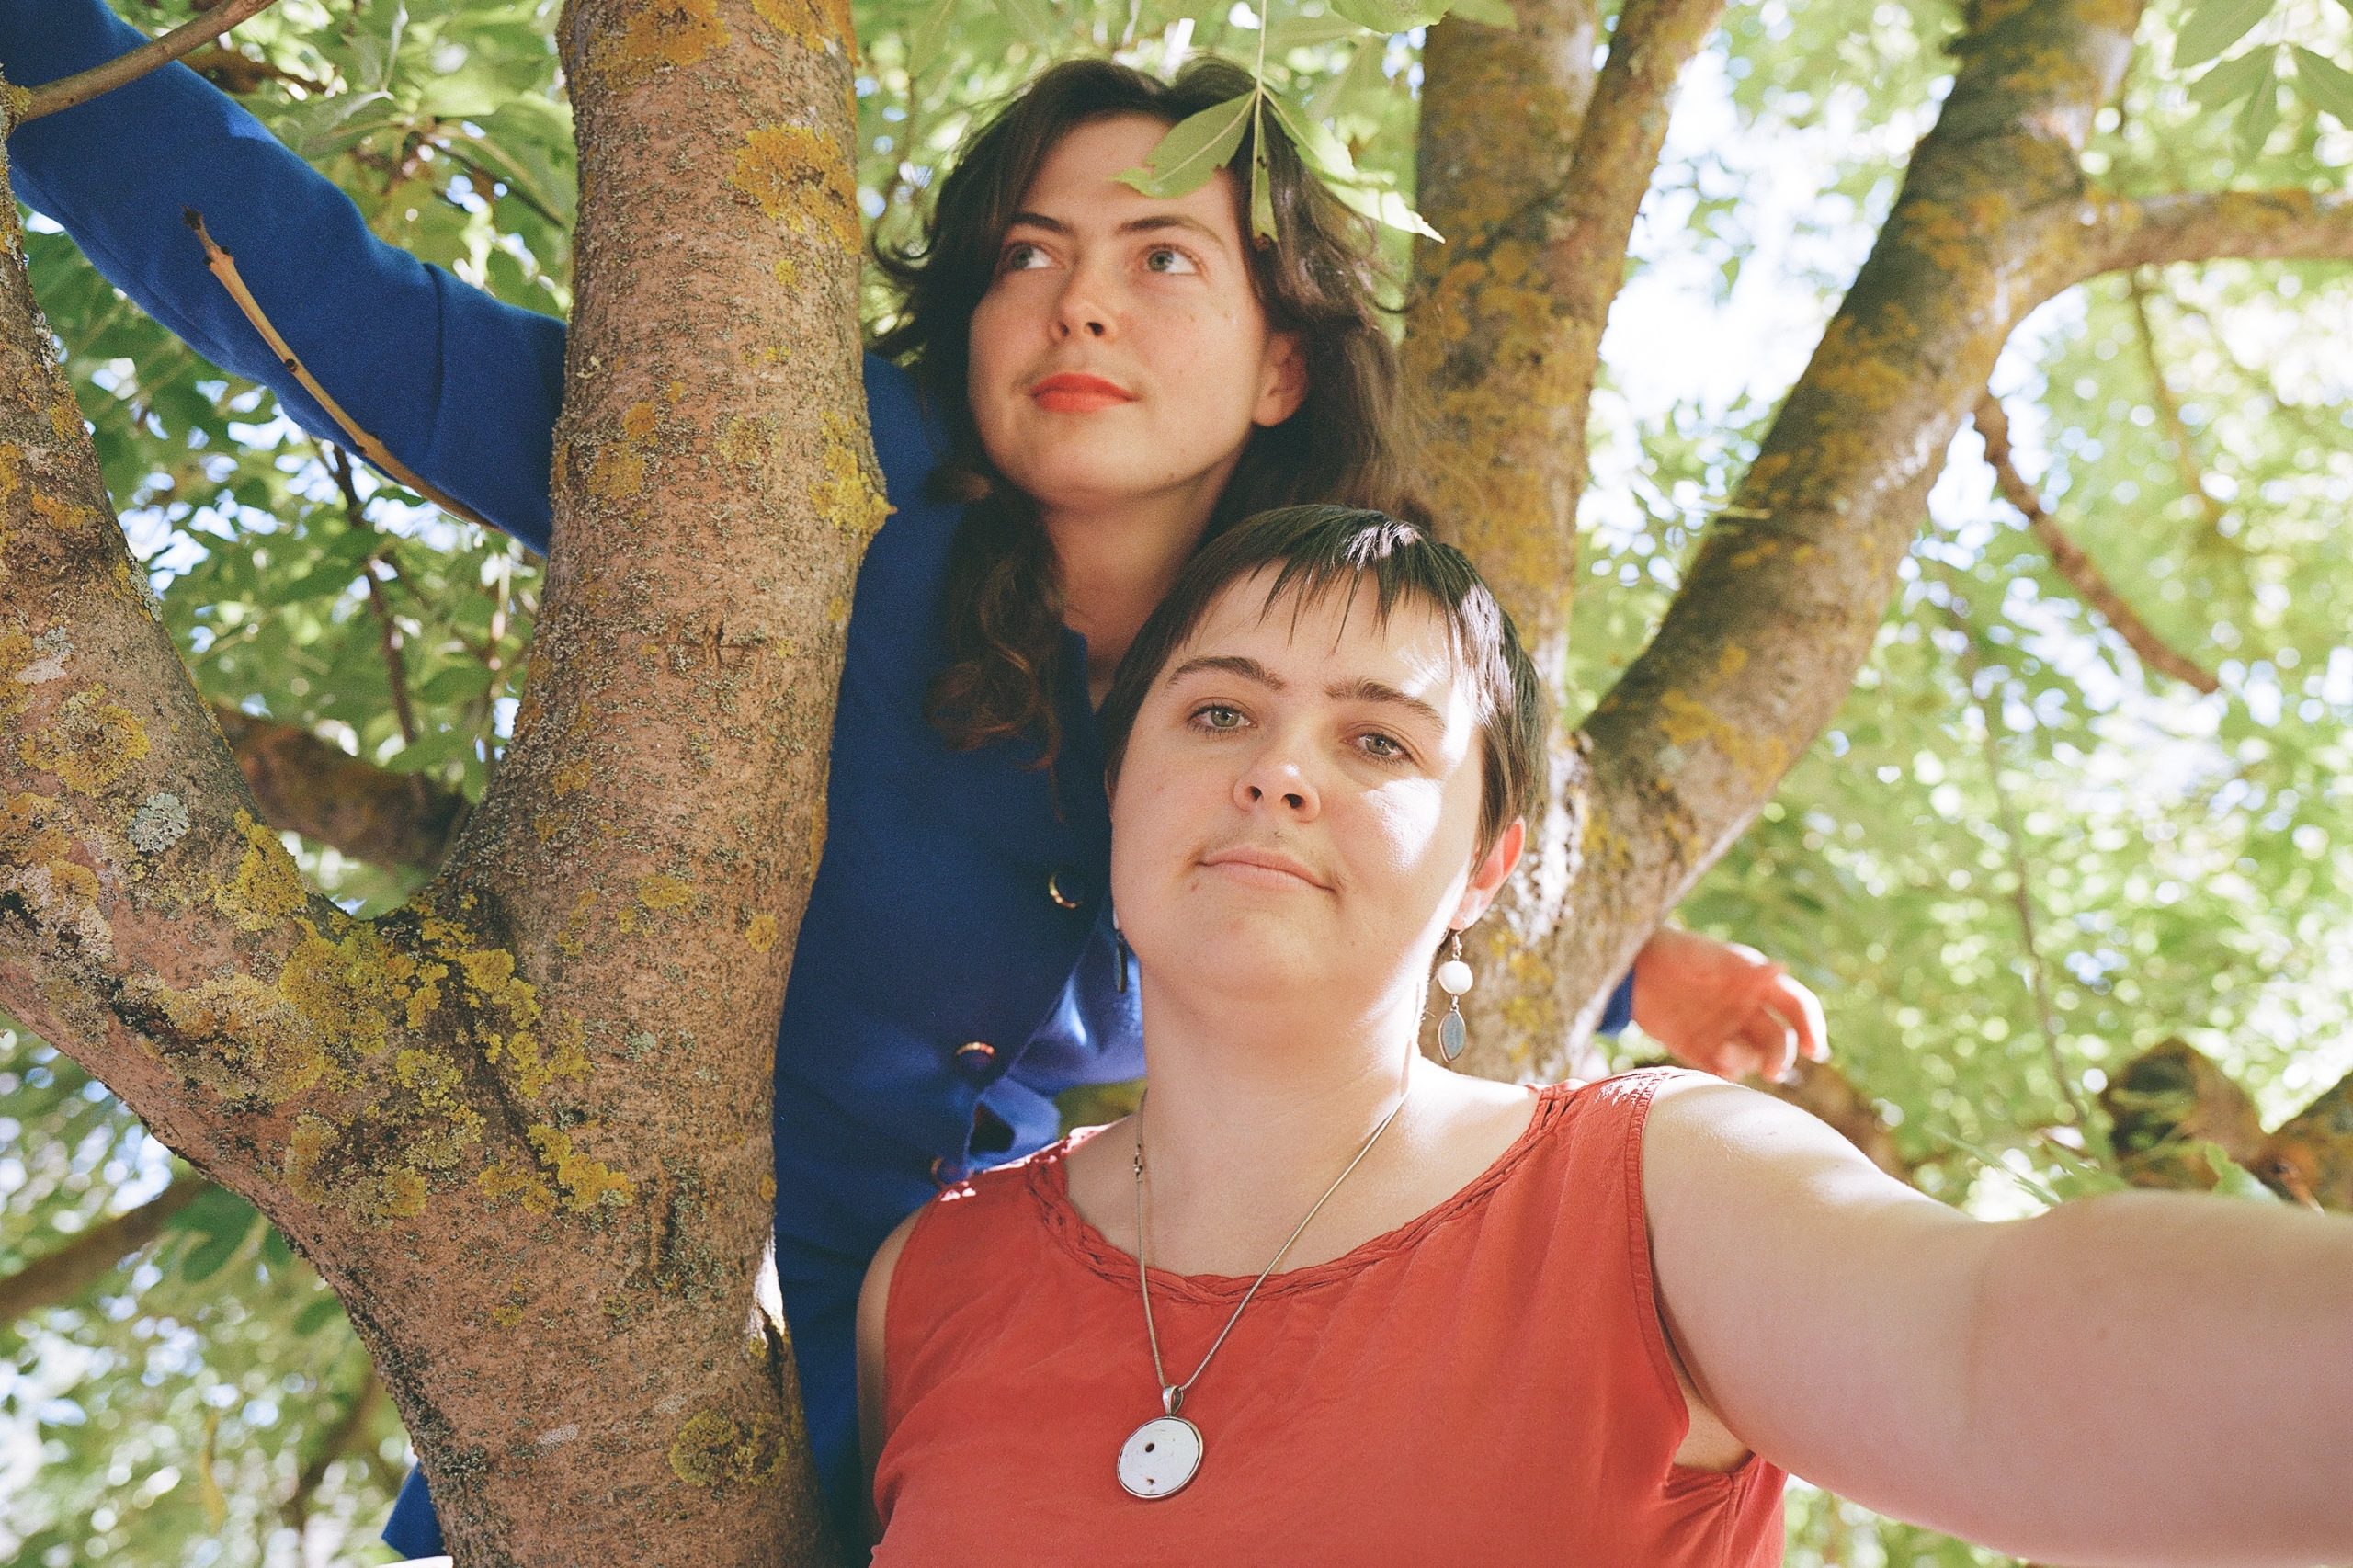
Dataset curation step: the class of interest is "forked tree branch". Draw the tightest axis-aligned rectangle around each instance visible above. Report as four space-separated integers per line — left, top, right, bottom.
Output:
13 0 284 125
1540 0 2151 1063
1972 395 2219 694
2083 187 2353 278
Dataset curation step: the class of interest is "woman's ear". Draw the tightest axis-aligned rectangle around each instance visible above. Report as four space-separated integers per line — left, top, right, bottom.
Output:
1452 817 1527 930
1254 331 1308 426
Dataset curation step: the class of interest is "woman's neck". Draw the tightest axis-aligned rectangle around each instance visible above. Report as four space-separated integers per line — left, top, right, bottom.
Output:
1040 486 1222 705
1120 977 1425 1249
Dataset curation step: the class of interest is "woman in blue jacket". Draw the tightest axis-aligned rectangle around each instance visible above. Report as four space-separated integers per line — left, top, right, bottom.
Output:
0 6 1824 1547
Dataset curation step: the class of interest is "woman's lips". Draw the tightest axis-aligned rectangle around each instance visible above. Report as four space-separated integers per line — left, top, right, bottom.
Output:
1200 848 1327 891
1030 373 1136 414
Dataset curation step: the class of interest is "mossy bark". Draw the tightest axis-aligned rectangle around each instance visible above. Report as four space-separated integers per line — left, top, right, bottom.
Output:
0 0 871 1559
1537 0 2150 1071
1405 0 1726 1075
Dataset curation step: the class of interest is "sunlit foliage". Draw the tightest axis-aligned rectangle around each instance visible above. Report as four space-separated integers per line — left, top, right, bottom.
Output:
3 0 2345 1561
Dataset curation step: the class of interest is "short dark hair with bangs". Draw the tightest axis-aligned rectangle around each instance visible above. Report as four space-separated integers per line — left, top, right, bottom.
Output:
1098 506 1548 856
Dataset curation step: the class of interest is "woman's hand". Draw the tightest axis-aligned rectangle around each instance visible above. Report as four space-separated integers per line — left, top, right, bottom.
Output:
1630 926 1826 1081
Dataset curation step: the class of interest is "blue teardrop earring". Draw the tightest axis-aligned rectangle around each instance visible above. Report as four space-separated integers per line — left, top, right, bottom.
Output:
1436 931 1473 1062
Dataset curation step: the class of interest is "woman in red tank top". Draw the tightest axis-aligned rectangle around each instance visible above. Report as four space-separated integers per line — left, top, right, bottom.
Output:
858 506 2353 1566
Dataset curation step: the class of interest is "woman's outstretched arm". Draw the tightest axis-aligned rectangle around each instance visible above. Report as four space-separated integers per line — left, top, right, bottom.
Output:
1643 1076 2353 1568
1 0 565 551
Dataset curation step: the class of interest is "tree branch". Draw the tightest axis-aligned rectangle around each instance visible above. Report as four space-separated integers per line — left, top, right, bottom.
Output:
1936 574 2088 1128
2083 187 2353 278
182 212 494 530
1537 0 2148 1061
0 1173 207 1323
1972 394 2219 694
2122 270 2235 548
323 444 424 747
283 1362 383 1530
211 704 465 871
1407 0 1724 1075
12 0 284 126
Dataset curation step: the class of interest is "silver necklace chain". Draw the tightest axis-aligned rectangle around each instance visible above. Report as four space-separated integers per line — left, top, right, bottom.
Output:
1129 1084 1410 1416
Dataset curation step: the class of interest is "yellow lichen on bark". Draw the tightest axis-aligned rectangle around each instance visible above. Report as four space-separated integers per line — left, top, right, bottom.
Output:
17 683 149 794
718 414 775 468
125 971 330 1105
479 1154 558 1215
745 913 778 952
527 1123 637 1210
637 873 696 912
726 125 859 252
1654 687 1794 791
668 1410 785 1487
749 0 855 60
213 810 307 929
585 0 729 89
813 411 890 542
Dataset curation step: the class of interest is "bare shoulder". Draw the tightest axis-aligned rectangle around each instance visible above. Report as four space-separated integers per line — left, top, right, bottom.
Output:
858 1204 926 1350
855 1200 930 1534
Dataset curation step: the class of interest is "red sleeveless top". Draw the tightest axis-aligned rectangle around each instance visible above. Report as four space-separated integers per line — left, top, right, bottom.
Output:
872 1069 1786 1564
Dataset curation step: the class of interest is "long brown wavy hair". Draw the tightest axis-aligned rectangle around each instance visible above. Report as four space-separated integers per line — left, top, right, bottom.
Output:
870 56 1426 767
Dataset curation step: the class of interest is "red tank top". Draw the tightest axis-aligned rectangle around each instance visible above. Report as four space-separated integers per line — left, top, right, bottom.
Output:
872 1069 1786 1564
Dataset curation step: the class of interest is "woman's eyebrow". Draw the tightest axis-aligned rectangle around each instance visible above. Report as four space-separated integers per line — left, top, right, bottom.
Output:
1005 211 1229 253
1167 659 1446 732
1167 653 1279 687
1325 677 1446 733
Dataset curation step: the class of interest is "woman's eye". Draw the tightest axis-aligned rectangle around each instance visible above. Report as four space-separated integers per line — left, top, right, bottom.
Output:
1358 732 1407 760
1143 244 1199 275
1190 703 1246 732
1000 241 1048 271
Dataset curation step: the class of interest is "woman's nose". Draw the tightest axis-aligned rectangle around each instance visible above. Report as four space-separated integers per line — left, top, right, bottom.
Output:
1052 268 1117 340
1233 748 1319 818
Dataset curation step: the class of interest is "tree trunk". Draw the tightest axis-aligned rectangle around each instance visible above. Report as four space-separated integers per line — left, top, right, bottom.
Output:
0 0 877 1558
1407 0 1727 1074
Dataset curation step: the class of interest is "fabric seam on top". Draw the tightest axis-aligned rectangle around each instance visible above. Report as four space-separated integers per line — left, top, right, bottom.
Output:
1027 1078 1582 1306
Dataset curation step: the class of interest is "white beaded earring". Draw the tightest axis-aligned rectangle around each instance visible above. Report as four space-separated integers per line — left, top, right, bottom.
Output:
1435 931 1473 1062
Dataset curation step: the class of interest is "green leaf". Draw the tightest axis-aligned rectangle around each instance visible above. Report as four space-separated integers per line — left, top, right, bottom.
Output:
294 1294 347 1337
1446 0 1518 28
1308 37 1388 119
1327 0 1454 32
1262 91 1441 241
1115 93 1256 199
351 0 411 93
2187 47 2272 109
2196 1142 2284 1202
908 0 961 77
179 1223 249 1283
259 1226 294 1268
2231 68 2279 157
1267 10 1374 50
996 0 1058 48
2173 0 2274 72
1250 105 1278 244
273 90 398 163
1264 91 1360 181
2290 47 2353 124
454 133 572 228
1327 178 1443 241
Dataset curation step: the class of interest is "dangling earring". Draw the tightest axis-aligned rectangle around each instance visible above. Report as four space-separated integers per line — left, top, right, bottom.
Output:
1112 908 1133 994
1435 931 1473 1062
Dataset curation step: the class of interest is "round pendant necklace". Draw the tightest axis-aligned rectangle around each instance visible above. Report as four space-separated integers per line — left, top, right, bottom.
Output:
1118 1083 1409 1500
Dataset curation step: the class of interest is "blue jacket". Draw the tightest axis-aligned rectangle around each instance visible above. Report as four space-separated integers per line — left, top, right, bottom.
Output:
3 3 1633 1547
